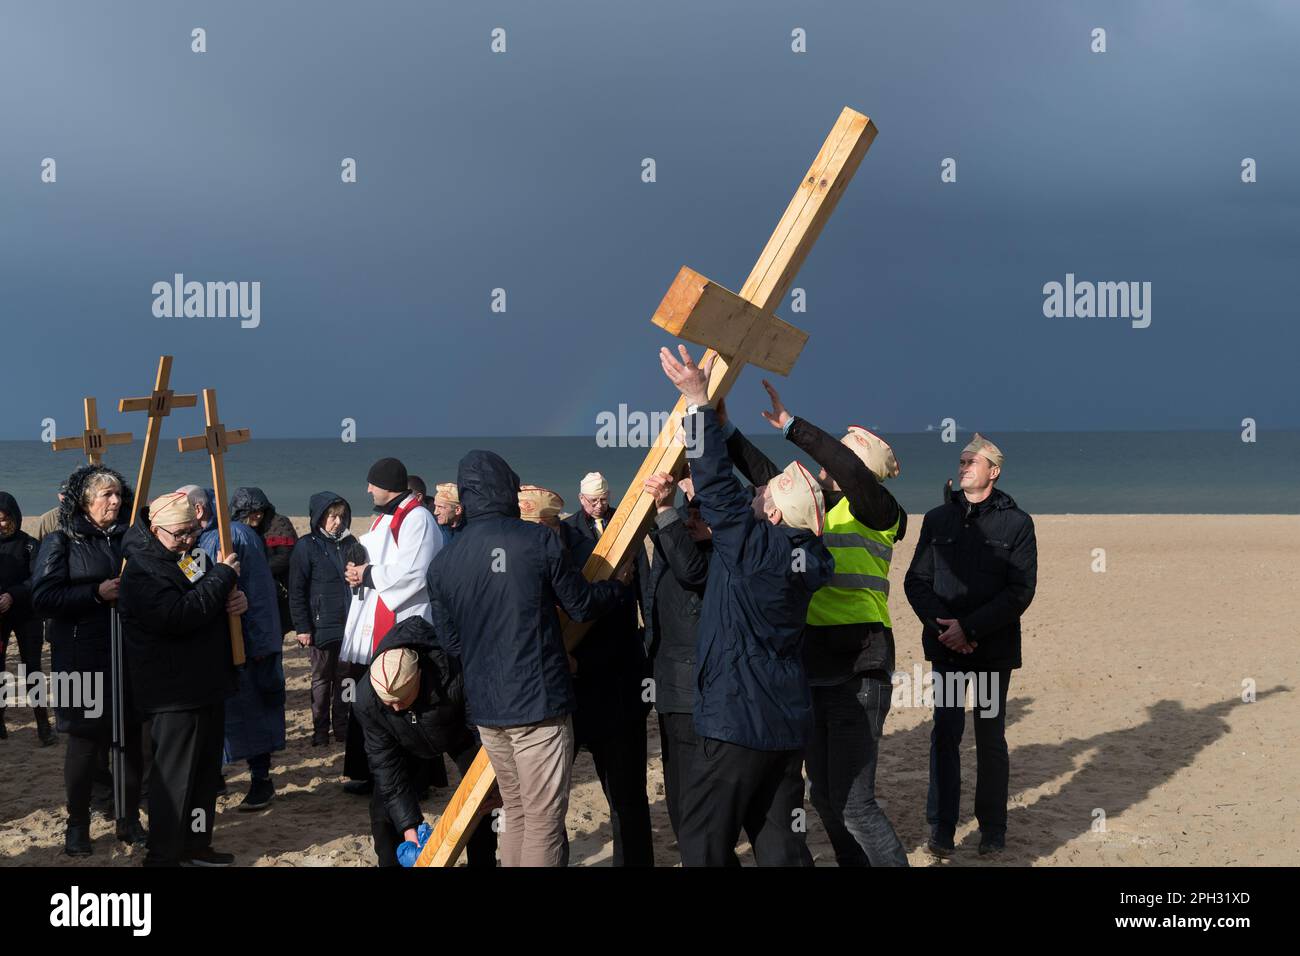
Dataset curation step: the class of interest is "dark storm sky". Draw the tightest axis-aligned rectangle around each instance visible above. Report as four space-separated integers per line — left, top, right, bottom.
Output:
2 0 1295 439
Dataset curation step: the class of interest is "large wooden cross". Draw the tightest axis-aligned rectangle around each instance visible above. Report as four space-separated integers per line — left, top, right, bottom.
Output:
178 388 251 666
51 397 133 465
416 107 877 866
119 355 198 527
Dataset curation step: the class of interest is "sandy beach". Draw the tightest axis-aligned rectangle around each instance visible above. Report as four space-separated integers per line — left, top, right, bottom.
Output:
3 514 1296 867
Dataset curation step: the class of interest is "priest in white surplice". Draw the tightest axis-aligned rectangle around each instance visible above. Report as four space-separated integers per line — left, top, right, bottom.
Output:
341 458 442 667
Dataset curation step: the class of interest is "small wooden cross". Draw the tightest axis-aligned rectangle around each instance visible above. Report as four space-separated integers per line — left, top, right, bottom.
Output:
417 106 878 867
177 388 251 666
50 397 133 466
118 356 197 527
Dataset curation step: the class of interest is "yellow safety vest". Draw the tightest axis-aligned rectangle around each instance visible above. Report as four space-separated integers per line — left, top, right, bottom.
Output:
806 497 896 628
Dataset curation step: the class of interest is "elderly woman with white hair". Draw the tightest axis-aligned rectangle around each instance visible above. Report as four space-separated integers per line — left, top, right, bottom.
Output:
31 464 146 857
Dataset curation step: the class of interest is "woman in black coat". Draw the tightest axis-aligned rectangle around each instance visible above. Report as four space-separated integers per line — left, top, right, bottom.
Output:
0 491 53 744
288 491 358 746
31 464 145 855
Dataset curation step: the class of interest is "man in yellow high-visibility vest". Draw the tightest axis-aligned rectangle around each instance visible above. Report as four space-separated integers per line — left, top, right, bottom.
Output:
720 381 909 867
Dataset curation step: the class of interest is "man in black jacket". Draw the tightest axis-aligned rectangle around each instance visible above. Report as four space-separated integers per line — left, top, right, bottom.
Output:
904 434 1036 858
426 450 629 867
718 382 911 867
0 491 53 744
118 491 248 867
354 617 496 866
641 472 711 846
561 472 654 867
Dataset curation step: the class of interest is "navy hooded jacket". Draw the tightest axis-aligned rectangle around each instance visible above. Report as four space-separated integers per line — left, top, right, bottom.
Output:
688 407 834 751
426 450 626 727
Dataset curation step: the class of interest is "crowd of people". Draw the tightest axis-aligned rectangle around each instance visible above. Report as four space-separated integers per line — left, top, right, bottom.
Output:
0 347 1038 867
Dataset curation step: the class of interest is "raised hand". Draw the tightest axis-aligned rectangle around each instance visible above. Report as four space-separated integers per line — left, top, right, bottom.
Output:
760 379 793 430
659 345 713 406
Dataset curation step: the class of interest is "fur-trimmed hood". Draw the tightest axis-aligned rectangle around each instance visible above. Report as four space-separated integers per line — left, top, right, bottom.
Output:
57 464 134 538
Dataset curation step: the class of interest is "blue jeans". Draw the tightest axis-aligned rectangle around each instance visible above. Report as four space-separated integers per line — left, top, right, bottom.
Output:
926 667 1012 843
805 674 909 867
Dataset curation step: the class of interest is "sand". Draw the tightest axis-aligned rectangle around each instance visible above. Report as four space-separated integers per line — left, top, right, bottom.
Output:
2 514 1297 867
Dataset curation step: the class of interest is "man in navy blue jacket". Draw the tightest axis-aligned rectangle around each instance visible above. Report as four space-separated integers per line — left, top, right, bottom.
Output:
659 345 835 867
426 449 630 867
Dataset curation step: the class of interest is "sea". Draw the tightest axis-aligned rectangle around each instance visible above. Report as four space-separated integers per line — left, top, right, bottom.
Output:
0 431 1296 519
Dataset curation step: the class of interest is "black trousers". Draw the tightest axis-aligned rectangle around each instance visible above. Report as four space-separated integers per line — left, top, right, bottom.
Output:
578 705 653 867
370 739 498 868
677 736 813 867
66 721 143 828
145 702 225 866
0 617 46 727
657 711 696 840
926 667 1013 842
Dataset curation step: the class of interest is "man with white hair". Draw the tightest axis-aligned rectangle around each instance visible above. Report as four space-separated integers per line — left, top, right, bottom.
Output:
659 345 834 867
178 484 285 812
905 433 1036 859
716 381 911 867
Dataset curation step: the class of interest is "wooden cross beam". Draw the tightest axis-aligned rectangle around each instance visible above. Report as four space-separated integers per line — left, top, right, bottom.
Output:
417 106 877 867
177 388 251 667
119 356 198 528
50 397 133 466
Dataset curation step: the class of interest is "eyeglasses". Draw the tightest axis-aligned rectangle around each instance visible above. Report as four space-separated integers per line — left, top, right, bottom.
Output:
158 524 200 542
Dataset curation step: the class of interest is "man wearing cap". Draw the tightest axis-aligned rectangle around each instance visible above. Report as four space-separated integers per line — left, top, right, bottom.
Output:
341 458 442 667
718 381 911 866
119 492 247 866
904 433 1037 858
353 617 497 867
518 485 565 531
659 345 835 867
561 473 654 867
432 482 465 544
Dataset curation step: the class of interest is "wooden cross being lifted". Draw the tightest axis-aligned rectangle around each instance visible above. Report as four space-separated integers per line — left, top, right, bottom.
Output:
118 356 197 526
51 397 133 466
417 106 878 866
178 389 251 666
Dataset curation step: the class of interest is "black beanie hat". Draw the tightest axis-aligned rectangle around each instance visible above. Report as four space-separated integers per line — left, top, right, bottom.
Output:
367 457 409 493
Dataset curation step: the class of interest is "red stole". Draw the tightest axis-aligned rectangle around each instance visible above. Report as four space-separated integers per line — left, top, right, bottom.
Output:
367 493 424 654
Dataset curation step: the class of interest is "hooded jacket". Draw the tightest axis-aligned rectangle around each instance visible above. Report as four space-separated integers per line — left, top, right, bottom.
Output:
903 488 1037 671
426 450 626 727
689 408 835 751
0 491 40 626
231 487 297 634
30 465 135 735
287 492 356 649
195 488 283 659
117 522 240 712
353 617 470 834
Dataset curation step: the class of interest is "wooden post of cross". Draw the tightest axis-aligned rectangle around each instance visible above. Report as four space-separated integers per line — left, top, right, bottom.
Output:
416 106 877 867
118 356 198 529
177 389 251 666
50 397 133 466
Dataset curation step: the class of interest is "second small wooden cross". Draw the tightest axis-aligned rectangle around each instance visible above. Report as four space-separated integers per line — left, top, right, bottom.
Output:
177 388 251 666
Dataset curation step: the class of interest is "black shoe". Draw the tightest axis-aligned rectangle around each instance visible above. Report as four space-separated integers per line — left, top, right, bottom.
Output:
311 730 329 747
978 834 1006 857
342 779 373 796
927 829 955 858
35 708 53 745
64 824 93 857
38 727 57 747
238 777 275 812
180 847 235 867
215 774 228 796
0 718 8 740
116 819 148 848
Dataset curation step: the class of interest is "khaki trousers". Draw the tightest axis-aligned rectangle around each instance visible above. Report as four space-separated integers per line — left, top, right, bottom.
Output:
477 715 574 867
